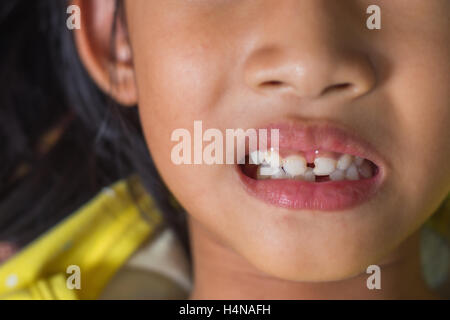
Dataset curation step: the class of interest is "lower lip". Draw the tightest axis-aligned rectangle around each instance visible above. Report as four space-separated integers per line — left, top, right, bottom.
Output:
236 166 383 211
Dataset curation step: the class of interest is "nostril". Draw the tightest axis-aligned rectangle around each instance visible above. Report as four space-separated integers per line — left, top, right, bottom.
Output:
320 83 353 97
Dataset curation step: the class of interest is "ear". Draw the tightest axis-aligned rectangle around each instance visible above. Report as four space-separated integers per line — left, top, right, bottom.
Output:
72 0 137 106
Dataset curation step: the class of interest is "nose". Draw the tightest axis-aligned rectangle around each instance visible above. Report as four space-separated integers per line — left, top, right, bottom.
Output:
244 1 376 101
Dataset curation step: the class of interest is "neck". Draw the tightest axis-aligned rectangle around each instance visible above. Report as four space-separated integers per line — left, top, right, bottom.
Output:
187 217 437 300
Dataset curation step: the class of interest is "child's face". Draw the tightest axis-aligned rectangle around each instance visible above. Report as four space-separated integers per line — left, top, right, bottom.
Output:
87 0 450 281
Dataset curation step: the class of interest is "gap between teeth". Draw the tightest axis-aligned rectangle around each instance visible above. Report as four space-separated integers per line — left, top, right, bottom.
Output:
250 150 373 181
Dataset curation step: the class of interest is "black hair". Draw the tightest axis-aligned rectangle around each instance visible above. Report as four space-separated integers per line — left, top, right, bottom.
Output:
0 0 191 260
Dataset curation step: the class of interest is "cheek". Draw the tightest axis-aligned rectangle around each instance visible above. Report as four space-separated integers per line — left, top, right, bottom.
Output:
133 53 231 222
130 30 233 165
127 3 232 128
380 34 450 221
135 47 219 127
131 42 218 170
128 17 240 213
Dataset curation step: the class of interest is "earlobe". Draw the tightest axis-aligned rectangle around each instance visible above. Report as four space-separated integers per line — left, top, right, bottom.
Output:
72 0 138 106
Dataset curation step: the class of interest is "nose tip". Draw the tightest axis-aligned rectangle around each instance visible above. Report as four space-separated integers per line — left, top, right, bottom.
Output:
245 49 377 101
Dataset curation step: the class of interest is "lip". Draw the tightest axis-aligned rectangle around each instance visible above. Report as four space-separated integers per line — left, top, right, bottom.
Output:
236 121 386 211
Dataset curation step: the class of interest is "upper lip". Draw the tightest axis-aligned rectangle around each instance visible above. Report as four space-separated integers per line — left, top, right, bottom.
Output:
245 120 386 169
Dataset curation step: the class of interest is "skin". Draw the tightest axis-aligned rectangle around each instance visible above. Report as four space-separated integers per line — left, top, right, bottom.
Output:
74 0 450 299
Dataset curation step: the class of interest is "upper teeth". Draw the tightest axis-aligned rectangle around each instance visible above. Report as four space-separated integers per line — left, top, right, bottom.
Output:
249 150 373 181
358 160 372 178
264 149 281 168
313 157 337 176
337 154 353 170
354 156 364 166
283 155 307 176
249 150 265 165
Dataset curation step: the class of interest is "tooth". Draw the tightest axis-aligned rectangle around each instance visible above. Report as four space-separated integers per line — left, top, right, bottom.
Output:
358 160 373 178
354 156 364 166
345 164 360 180
313 157 337 176
330 169 345 181
283 155 307 177
264 149 281 168
257 166 271 179
303 168 316 182
258 165 281 178
337 154 353 171
271 168 288 179
249 150 265 165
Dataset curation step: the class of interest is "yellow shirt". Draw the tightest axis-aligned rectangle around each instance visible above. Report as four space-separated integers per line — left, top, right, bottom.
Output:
0 177 163 300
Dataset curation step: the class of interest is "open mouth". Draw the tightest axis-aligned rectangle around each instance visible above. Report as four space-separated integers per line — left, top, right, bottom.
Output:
240 149 379 183
236 122 385 211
